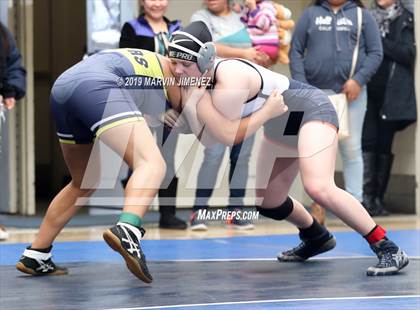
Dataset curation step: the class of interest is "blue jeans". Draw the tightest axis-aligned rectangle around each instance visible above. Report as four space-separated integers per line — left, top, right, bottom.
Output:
194 135 255 210
338 87 367 202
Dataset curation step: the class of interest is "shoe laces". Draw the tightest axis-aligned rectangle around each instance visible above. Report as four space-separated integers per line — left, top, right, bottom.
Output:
375 248 396 267
47 257 58 269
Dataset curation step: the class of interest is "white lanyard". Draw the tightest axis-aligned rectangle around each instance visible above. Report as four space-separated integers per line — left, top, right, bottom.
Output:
0 102 5 153
0 102 5 122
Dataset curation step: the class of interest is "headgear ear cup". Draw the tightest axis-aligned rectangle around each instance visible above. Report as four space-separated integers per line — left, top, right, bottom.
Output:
197 42 216 74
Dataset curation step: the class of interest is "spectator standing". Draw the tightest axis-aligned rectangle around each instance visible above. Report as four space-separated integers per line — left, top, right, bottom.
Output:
289 0 383 224
0 22 27 241
362 0 416 216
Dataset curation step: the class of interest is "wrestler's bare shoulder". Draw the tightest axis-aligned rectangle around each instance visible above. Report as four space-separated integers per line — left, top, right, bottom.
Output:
214 59 259 90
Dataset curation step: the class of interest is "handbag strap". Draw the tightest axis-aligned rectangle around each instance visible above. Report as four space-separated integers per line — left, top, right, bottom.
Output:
349 7 362 79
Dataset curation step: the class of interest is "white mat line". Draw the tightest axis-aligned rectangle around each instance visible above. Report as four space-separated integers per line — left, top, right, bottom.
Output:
152 255 420 262
106 294 420 310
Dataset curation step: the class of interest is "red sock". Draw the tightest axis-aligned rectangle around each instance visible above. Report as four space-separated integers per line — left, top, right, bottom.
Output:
364 225 387 244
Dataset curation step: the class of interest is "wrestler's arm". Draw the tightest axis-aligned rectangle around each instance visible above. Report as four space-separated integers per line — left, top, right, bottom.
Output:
195 89 286 146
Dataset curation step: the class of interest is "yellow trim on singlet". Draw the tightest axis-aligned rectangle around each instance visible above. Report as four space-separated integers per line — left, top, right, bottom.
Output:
95 116 145 139
59 139 76 145
114 48 168 100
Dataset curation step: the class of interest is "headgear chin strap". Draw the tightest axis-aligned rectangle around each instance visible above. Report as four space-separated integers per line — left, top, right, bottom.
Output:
169 30 216 74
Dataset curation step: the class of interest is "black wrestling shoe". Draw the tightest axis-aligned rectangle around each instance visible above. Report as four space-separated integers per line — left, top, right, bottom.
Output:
367 238 409 276
277 233 336 262
16 246 68 276
103 223 153 283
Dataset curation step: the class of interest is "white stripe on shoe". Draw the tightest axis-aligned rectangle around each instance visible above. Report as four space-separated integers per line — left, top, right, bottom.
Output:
117 223 143 257
22 249 52 260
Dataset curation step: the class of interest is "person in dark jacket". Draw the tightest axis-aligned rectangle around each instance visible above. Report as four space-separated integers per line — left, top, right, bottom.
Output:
362 0 416 216
0 22 26 108
0 22 26 241
119 1 181 54
119 0 186 230
289 0 383 224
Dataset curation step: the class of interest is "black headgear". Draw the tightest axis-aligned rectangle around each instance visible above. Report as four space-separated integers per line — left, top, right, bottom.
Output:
168 21 216 74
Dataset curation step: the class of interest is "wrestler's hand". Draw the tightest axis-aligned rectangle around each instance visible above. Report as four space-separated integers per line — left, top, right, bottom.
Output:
161 109 184 128
342 79 361 102
181 86 207 108
263 90 288 119
173 114 193 134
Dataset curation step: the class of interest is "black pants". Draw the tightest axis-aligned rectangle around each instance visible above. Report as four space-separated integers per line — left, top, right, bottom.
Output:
362 96 406 154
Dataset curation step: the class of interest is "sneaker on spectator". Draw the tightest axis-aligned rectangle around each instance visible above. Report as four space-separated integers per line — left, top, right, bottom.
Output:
226 209 255 230
0 225 9 241
189 211 208 231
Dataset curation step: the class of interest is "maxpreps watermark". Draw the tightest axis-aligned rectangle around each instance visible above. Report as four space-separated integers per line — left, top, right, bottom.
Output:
116 75 211 88
196 209 259 221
